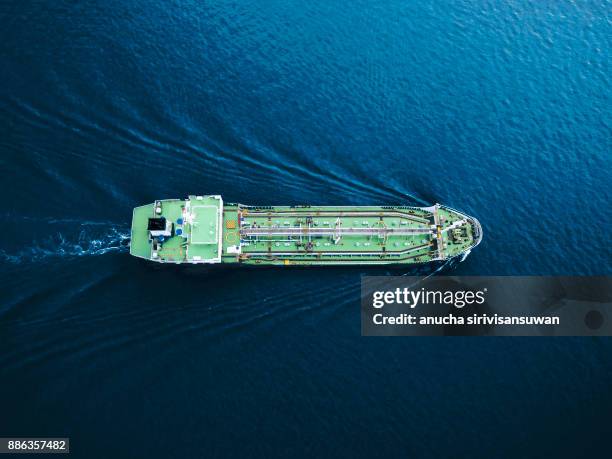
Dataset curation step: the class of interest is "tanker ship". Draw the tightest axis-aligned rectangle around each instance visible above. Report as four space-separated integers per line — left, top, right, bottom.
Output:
129 195 482 266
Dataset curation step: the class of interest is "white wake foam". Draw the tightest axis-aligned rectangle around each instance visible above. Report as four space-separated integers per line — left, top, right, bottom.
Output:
1 220 130 264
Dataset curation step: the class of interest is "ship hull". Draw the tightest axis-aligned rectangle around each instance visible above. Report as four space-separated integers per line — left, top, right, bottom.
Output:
129 196 482 266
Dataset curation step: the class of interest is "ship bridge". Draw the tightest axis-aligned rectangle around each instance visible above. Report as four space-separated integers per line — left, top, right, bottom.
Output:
129 195 223 263
184 195 223 263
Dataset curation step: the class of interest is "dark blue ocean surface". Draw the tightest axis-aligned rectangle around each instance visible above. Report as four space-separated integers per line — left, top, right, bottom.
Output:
1 0 611 457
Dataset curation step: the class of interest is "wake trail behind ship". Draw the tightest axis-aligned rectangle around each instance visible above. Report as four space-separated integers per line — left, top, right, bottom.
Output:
0 216 130 264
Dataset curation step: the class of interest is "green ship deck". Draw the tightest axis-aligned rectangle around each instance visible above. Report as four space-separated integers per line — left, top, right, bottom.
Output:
130 195 482 266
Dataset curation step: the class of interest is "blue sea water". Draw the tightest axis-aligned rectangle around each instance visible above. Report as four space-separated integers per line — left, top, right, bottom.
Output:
1 0 611 457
